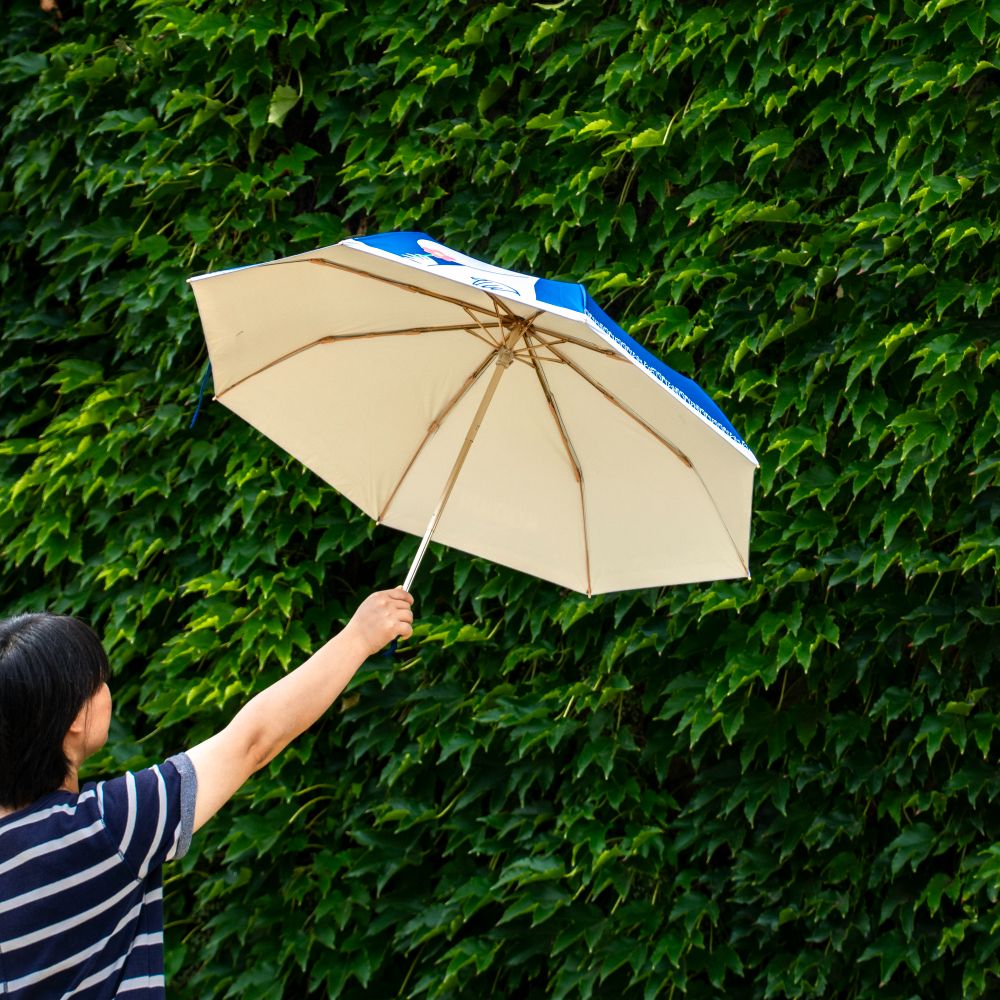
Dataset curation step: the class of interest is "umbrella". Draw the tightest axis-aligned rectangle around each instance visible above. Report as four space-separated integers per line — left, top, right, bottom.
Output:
188 232 758 595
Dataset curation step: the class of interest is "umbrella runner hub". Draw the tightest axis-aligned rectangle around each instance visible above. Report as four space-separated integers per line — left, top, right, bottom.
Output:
496 346 515 368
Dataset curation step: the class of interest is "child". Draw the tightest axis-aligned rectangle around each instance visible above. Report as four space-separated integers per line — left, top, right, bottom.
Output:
0 588 414 998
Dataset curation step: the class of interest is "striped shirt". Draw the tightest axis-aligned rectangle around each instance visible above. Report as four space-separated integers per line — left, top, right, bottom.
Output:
0 753 196 998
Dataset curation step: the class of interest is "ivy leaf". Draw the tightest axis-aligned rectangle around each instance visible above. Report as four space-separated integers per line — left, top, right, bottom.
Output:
268 84 299 126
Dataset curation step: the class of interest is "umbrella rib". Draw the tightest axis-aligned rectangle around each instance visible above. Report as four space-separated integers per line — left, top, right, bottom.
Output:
377 348 498 524
544 342 693 469
687 465 751 578
489 294 521 323
524 327 629 361
285 262 619 362
215 326 481 398
545 343 750 578
488 298 546 336
463 325 502 350
463 306 503 348
524 335 593 596
489 295 512 337
311 258 620 362
306 258 501 319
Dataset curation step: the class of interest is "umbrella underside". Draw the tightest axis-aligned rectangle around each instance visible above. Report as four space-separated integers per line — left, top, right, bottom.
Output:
195 249 755 594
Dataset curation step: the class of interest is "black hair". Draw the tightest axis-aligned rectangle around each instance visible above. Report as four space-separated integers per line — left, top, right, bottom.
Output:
0 613 109 809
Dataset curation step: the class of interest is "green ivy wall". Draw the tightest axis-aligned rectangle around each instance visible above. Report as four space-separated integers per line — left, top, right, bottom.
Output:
1 0 998 996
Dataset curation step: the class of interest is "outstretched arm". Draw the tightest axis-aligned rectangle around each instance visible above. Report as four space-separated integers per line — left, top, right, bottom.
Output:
185 587 413 832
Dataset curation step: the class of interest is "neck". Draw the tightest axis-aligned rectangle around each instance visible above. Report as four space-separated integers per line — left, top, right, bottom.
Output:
61 733 86 795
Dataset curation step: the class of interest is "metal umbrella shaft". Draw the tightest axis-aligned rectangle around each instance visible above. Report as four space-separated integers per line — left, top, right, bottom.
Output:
402 322 525 591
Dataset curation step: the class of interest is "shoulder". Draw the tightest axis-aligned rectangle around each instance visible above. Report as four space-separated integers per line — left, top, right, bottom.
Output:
86 755 197 869
0 758 196 873
0 787 101 844
93 753 199 809
0 787 109 895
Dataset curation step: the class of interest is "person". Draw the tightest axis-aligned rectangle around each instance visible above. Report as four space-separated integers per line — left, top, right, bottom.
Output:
0 588 414 998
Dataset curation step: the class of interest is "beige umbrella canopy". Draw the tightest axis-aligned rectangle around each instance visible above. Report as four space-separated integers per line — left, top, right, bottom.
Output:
189 232 758 595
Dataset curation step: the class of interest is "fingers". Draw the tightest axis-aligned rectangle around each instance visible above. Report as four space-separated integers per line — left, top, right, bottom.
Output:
389 589 413 642
391 603 413 638
372 591 413 617
373 588 414 643
386 605 413 625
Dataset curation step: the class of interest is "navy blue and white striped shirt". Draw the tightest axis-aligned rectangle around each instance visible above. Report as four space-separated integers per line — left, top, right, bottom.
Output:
0 753 196 998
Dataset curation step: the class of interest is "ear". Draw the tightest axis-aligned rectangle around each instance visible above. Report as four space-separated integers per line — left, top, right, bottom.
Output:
66 699 90 737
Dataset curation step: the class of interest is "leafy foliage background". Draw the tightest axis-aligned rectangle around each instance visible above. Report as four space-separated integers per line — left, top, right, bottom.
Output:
2 0 999 996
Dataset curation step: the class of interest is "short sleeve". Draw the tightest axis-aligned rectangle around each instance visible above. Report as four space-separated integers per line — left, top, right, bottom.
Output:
94 753 197 878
